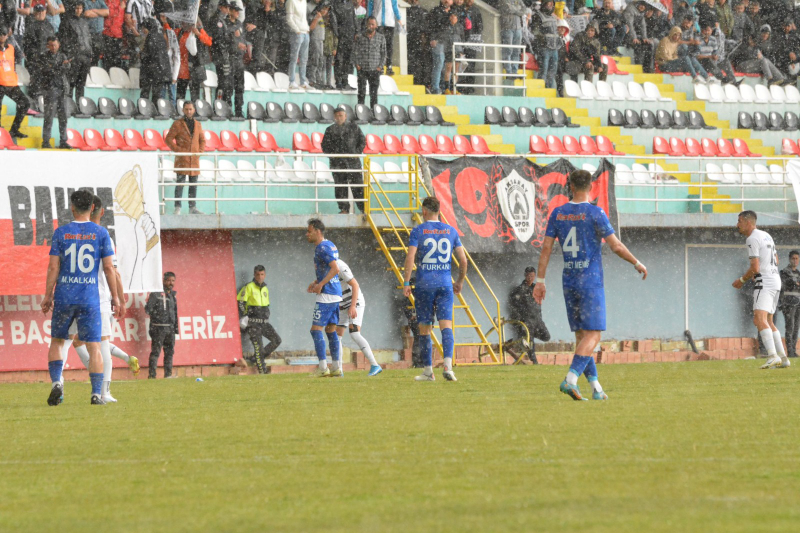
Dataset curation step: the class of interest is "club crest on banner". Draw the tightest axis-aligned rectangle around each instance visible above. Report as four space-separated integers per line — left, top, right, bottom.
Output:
496 170 536 243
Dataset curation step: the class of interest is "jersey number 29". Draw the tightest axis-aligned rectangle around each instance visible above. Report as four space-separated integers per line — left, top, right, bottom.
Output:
64 243 96 273
422 238 452 264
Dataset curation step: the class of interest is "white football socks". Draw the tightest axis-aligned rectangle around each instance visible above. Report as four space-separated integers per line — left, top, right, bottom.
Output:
566 371 579 386
319 359 328 371
772 330 788 362
101 340 113 383
349 331 377 366
424 365 433 375
60 338 73 363
109 343 130 363
443 357 453 372
759 328 778 358
590 380 603 393
75 344 91 368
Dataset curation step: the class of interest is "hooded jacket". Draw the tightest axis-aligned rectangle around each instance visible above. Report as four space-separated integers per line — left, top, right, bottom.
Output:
286 0 310 33
568 22 602 66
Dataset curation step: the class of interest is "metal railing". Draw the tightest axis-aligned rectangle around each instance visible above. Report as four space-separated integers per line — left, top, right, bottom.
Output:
451 42 526 96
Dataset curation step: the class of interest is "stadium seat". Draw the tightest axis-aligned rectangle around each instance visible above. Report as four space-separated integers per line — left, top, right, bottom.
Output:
732 138 761 157
160 158 176 182
391 104 411 125
741 163 756 184
546 135 566 154
313 160 335 183
700 137 719 157
534 107 553 126
738 111 754 130
608 108 625 127
724 84 740 102
672 110 689 129
596 80 615 100
578 135 598 155
107 67 131 88
706 163 725 182
781 138 800 155
471 135 498 155
551 108 579 128
652 136 670 156
216 159 238 182
96 97 120 119
596 135 624 155
364 133 389 154
117 97 137 119
83 128 115 151
243 70 266 92
292 131 318 153
564 80 583 99
562 135 582 155
137 98 161 120
716 138 741 157
754 83 777 103
157 98 178 120
373 104 390 124
247 101 267 121
319 103 336 123
401 134 423 154
77 97 98 118
517 106 536 126
769 164 786 184
355 103 374 125
627 81 647 100
612 80 632 100
239 131 267 152
640 109 657 129
291 160 314 182
500 106 519 127
643 82 671 102
203 70 218 92
274 72 292 91
382 161 403 183
426 106 454 126
379 75 410 95
752 111 769 131
218 100 244 121
436 134 456 154
258 131 288 152
236 160 258 182
203 130 233 151
769 84 786 103
631 163 652 183
0 127 25 150
693 83 714 102
688 111 715 130
623 109 641 128
301 102 321 123
418 134 441 154
384 133 411 154
656 109 673 129
311 132 324 152
601 55 629 75
104 128 136 151
530 134 552 154
407 105 425 125
337 103 356 122
453 135 474 155
668 137 687 156
768 111 784 131
738 83 757 103
615 163 633 183
708 83 729 103
581 80 605 100
582 163 598 173
785 85 800 104
89 66 121 88
256 72 279 92
284 102 303 123
785 111 800 130
193 99 214 121
684 137 703 157
721 163 741 184
266 101 289 122
753 163 772 183
220 130 250 151
123 129 157 151
144 128 169 151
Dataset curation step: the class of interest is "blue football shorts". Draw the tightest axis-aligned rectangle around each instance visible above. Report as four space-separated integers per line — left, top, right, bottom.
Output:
563 288 606 332
414 286 454 325
51 303 102 342
312 301 340 327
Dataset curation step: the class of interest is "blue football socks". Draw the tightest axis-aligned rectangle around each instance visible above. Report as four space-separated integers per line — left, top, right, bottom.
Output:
568 354 592 379
420 335 433 367
441 328 454 360
326 330 340 361
89 372 103 396
311 330 327 361
48 360 64 384
583 356 598 381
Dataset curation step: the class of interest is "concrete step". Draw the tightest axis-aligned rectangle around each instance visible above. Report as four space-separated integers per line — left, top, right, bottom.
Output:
676 100 707 112
413 94 447 106
489 143 517 154
545 97 577 109
572 116 601 127
442 114 470 125
563 107 589 117
632 73 666 83
527 88 558 98
616 144 647 155
620 64 644 74
712 202 743 213
457 124 492 135
397 84 426 96
661 91 686 101
392 74 414 84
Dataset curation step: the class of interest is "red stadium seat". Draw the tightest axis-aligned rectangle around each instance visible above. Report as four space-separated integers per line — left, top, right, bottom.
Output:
123 129 157 151
562 135 582 155
257 131 289 152
471 135 498 155
546 135 565 154
292 132 320 153
0 127 25 150
453 135 474 155
104 128 136 151
530 134 550 154
668 137 687 156
524 52 539 71
436 134 456 154
383 134 411 154
601 55 629 75
203 130 232 151
83 128 116 151
732 138 761 157
653 136 670 156
418 134 441 154
578 135 599 155
781 138 800 155
716 138 742 157
685 138 703 157
239 131 269 152
311 132 324 152
364 133 389 154
220 130 250 151
401 134 423 154
700 137 719 157
143 129 169 151
596 135 624 155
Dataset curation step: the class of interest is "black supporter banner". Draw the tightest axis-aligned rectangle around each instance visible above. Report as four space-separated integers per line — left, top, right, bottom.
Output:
425 157 618 253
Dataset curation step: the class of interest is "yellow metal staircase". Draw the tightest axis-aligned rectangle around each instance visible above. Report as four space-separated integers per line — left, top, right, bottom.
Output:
363 156 505 365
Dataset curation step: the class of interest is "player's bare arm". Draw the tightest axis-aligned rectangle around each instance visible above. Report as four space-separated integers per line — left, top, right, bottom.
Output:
733 257 760 289
348 278 360 319
103 256 122 319
605 234 647 280
310 260 340 294
453 246 467 295
402 245 417 298
115 269 127 318
41 256 61 314
533 236 555 305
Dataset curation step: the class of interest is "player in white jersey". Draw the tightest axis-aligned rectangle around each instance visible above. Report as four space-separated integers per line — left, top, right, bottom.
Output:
61 196 140 401
335 259 382 376
733 211 789 369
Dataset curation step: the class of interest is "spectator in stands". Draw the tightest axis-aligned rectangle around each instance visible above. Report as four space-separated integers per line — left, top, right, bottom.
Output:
405 0 428 87
209 0 231 99
717 0 734 36
101 0 123 70
59 1 93 101
321 5 337 88
40 35 70 149
773 18 800 81
165 100 205 215
261 0 284 73
532 0 559 88
593 0 625 54
459 0 481 93
321 107 366 214
307 0 329 88
331 0 355 88
139 17 171 103
566 21 607 83
225 2 246 116
439 9 463 93
655 25 711 82
696 22 741 84
645 5 671 50
354 16 384 107
156 1 180 106
244 0 267 72
125 0 152 65
499 0 525 75
428 0 452 94
1 0 16 32
0 25 30 140
507 266 551 364
145 272 178 379
780 250 800 359
758 23 781 71
554 17 569 96
731 0 755 43
748 0 764 31
46 0 65 33
11 0 29 61
624 0 654 72
24 3 55 99
679 12 700 45
368 0 401 75
730 31 787 83
672 0 694 31
697 0 719 31
82 0 108 66
286 0 311 89
176 19 211 102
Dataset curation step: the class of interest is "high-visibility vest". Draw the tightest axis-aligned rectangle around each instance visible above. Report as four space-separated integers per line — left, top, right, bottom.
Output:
0 44 19 87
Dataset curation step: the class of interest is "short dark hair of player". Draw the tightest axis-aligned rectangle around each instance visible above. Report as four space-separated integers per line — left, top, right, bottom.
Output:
70 190 94 213
307 218 325 234
422 196 440 214
254 265 265 273
91 194 103 217
568 170 593 192
164 271 176 279
790 250 799 259
739 210 757 222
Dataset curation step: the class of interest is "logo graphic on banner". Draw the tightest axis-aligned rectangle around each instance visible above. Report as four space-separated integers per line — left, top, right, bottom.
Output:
496 169 537 242
428 157 617 253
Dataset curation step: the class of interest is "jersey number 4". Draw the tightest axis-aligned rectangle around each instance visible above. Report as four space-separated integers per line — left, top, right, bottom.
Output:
64 243 96 274
422 238 452 264
563 227 580 258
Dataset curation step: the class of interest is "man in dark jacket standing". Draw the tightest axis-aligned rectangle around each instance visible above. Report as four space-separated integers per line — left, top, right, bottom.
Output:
780 251 800 358
225 3 246 117
40 36 71 149
321 107 366 214
237 265 282 373
354 16 385 107
508 266 550 364
24 4 56 99
59 1 93 100
332 0 356 89
145 271 179 379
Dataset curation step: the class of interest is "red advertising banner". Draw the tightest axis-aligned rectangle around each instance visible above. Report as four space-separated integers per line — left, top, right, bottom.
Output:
0 230 241 372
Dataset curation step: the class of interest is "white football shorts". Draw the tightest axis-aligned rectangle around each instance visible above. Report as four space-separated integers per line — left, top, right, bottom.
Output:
753 288 779 314
338 302 364 328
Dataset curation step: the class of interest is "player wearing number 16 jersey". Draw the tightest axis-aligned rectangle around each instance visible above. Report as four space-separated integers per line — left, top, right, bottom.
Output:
403 197 468 382
41 190 120 406
534 171 647 401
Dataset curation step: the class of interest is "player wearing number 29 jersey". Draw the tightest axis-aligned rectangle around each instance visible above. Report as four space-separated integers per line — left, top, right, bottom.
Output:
408 220 462 323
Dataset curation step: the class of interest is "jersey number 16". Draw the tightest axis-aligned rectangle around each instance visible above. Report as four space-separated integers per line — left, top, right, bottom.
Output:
64 243 96 274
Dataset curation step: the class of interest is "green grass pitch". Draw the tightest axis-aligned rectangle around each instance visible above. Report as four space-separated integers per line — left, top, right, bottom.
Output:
1 361 798 532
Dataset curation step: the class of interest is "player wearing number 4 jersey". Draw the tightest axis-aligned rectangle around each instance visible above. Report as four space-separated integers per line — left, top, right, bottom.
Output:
733 211 790 369
41 190 121 406
403 197 468 382
534 171 648 401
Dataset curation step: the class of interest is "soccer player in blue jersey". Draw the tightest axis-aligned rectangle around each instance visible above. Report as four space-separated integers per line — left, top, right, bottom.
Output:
534 170 647 401
306 219 344 377
403 197 468 382
41 190 121 406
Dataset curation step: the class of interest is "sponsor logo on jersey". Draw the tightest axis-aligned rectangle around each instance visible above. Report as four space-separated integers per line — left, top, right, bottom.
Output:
422 229 450 235
556 213 587 221
63 233 97 241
